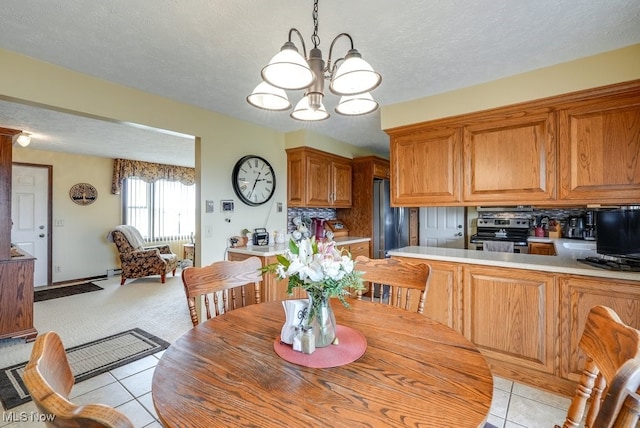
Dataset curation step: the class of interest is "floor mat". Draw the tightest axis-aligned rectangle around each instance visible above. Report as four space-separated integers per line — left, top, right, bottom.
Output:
34 282 103 302
0 328 169 409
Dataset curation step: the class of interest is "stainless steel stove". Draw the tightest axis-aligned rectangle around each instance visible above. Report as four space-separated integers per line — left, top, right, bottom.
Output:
470 216 531 253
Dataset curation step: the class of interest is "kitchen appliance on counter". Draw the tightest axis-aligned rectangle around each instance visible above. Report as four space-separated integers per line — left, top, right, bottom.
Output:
470 215 530 253
564 215 586 239
582 210 596 241
373 179 410 258
311 217 327 239
252 228 269 246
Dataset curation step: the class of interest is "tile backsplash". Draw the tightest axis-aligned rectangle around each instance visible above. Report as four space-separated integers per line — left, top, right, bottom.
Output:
287 208 336 233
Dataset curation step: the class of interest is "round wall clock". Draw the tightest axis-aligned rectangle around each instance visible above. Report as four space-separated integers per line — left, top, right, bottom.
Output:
232 155 276 206
69 182 98 206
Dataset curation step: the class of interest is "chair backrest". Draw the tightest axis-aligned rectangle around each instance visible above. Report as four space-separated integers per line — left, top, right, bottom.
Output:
108 225 146 252
22 332 134 428
558 306 640 428
182 256 263 326
354 256 431 314
593 358 640 428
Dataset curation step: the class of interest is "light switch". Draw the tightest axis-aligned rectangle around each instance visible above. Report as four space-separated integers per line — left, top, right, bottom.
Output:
205 200 214 213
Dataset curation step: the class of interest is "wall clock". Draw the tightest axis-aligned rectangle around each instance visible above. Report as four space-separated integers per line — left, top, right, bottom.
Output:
232 155 276 206
69 182 98 206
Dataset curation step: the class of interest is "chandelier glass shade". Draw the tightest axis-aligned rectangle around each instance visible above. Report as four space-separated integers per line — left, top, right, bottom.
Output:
246 82 291 111
247 0 381 121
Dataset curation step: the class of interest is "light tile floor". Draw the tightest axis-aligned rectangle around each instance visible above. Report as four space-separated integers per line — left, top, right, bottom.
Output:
1 350 572 428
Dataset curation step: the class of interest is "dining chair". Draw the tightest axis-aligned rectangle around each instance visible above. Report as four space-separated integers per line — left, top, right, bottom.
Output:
591 358 640 428
354 256 431 314
556 305 640 428
22 331 134 428
182 256 263 326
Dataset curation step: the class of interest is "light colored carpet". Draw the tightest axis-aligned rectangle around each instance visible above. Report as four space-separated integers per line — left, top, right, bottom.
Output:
0 272 193 368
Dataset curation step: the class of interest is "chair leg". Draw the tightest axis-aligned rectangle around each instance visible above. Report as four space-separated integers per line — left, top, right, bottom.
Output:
120 277 126 286
172 268 176 277
161 272 166 283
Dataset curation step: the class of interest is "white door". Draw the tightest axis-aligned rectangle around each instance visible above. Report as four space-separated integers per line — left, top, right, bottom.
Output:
12 164 50 286
419 207 466 248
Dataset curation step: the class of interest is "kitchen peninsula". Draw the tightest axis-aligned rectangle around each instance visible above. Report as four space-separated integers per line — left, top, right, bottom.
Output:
227 237 370 302
388 244 640 396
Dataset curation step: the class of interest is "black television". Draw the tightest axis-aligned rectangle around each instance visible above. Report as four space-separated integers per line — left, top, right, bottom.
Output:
596 209 640 261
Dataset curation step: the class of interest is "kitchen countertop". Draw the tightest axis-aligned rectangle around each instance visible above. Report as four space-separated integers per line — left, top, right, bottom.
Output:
227 236 371 257
387 244 640 282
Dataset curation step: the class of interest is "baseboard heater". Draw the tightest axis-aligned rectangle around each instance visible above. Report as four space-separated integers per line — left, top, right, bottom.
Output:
107 268 122 277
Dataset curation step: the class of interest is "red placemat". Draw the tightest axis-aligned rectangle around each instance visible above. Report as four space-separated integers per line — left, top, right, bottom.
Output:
273 325 367 368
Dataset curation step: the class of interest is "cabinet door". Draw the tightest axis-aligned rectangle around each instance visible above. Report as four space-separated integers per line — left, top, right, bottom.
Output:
389 128 462 206
463 266 556 374
463 113 556 203
558 94 640 203
347 241 370 258
528 242 556 256
287 152 305 207
559 275 640 381
391 257 461 332
331 160 352 207
305 155 332 206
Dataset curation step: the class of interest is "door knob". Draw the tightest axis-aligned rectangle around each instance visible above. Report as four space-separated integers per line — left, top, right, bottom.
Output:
39 225 45 230
456 232 463 236
39 233 45 238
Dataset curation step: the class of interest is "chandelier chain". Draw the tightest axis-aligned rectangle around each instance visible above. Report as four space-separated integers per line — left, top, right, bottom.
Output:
311 0 320 48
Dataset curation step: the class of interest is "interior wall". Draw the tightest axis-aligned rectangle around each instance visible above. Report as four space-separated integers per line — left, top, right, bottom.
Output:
0 47 291 268
12 149 120 281
381 43 640 130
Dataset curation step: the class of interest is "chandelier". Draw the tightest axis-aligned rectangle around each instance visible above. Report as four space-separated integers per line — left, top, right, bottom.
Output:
247 0 381 121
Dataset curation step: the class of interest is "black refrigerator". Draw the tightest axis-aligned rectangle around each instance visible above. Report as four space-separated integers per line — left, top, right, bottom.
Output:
372 179 410 258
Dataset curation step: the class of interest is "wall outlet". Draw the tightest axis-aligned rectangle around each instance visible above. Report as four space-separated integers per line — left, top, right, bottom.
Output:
277 202 283 212
205 225 213 238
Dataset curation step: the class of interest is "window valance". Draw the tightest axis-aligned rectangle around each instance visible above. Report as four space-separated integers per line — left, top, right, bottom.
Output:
111 158 195 194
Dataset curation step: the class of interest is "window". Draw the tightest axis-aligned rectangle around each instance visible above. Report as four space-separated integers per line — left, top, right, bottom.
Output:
123 177 195 241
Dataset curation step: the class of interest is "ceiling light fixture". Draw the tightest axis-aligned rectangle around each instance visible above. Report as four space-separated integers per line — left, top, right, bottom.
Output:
14 132 31 147
247 0 381 121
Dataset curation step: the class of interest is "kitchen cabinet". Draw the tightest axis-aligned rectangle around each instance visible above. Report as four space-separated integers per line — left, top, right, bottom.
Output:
558 90 640 204
559 275 640 382
463 112 556 203
387 127 462 206
344 241 370 259
528 242 556 255
390 247 640 396
385 79 640 207
286 147 352 208
0 256 37 341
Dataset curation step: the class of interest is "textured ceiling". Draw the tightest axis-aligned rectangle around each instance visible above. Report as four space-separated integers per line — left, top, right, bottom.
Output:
0 0 639 167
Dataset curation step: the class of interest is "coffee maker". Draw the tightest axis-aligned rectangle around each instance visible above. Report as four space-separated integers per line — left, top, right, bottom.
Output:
582 210 596 241
564 215 585 239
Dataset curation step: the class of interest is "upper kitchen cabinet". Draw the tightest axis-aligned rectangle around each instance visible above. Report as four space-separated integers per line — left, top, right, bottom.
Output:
463 112 556 204
558 88 640 204
286 147 352 208
388 127 462 206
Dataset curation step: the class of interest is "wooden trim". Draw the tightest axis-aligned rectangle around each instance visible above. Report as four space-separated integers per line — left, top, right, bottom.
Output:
385 79 640 136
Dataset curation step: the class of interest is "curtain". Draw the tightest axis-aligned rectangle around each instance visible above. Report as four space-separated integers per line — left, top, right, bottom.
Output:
111 158 195 195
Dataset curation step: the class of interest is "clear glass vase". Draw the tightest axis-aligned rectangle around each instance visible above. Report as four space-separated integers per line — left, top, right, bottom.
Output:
307 291 337 348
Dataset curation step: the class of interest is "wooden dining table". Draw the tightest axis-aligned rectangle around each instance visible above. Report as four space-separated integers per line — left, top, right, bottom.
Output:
152 299 494 427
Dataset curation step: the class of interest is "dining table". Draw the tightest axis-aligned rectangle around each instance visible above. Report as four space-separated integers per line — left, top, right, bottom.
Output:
151 299 494 427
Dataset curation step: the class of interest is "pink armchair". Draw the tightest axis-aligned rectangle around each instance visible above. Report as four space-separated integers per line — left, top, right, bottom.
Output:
107 225 178 285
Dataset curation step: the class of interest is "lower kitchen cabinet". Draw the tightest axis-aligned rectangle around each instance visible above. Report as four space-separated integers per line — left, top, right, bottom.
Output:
389 254 640 396
392 257 462 332
559 275 640 382
226 251 301 302
463 266 557 377
345 241 370 259
0 256 37 341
